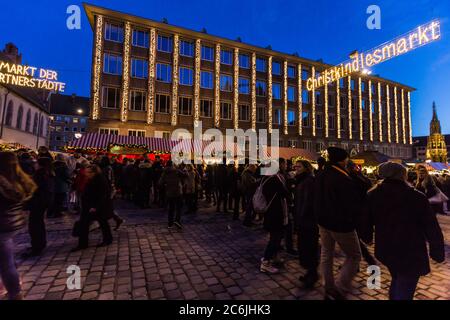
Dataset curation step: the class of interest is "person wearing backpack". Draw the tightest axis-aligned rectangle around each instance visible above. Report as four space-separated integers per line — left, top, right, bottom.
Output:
259 158 291 274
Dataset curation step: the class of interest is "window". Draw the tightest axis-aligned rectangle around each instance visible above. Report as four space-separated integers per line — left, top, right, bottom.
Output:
316 114 323 129
55 116 63 122
315 91 322 105
72 118 79 123
301 69 309 80
272 83 281 99
5 101 13 126
130 90 147 111
81 127 86 132
156 94 170 113
256 106 266 123
371 101 375 114
220 74 232 92
220 102 232 119
361 81 366 92
102 87 120 109
256 80 267 96
179 67 193 86
302 111 310 127
362 99 366 111
128 130 146 137
352 119 357 132
239 77 250 94
80 118 87 125
363 120 368 133
200 100 213 117
273 109 282 125
178 97 193 115
64 117 70 124
103 53 122 75
352 98 357 111
288 86 295 102
16 105 23 129
238 104 250 121
131 58 148 78
156 63 172 82
329 115 336 130
200 71 213 89
201 45 214 61
99 128 119 135
340 96 346 108
73 127 78 132
287 110 296 126
339 78 345 88
371 83 376 94
239 54 250 68
25 110 31 132
157 35 172 52
64 127 69 132
302 89 309 103
272 61 281 75
132 30 149 48
105 23 124 42
256 58 266 72
288 139 297 148
220 49 232 65
340 117 346 130
329 94 335 106
302 140 313 151
350 79 355 90
288 66 296 78
180 40 194 57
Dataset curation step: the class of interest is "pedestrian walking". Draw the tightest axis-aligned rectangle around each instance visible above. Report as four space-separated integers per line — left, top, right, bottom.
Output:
159 161 185 229
48 154 71 218
242 164 258 227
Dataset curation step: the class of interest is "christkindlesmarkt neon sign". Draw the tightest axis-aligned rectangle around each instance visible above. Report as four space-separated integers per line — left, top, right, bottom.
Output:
307 20 441 91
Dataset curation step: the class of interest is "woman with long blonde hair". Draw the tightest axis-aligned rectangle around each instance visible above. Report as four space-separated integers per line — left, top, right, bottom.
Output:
0 151 36 299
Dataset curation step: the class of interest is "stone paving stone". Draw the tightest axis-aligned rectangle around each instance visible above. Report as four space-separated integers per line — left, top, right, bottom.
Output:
13 201 450 300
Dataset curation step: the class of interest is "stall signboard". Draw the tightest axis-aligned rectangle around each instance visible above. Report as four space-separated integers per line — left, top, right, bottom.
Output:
108 144 148 155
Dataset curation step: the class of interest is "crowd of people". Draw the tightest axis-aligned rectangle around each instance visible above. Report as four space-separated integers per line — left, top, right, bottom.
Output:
0 145 449 300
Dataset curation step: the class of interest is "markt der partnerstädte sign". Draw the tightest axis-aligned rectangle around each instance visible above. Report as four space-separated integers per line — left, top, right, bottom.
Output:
0 61 66 92
307 20 441 91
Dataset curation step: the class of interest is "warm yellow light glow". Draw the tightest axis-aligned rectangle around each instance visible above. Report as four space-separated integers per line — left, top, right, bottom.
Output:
267 56 273 134
147 28 156 124
171 34 180 126
401 88 406 144
91 15 103 120
120 22 131 123
408 91 412 144
214 44 221 127
251 52 256 130
297 64 302 136
233 48 239 130
324 81 329 138
193 39 201 126
368 80 373 141
358 77 363 141
283 61 288 135
311 66 316 137
394 86 399 143
386 84 391 143
347 76 352 140
336 79 341 139
378 82 382 142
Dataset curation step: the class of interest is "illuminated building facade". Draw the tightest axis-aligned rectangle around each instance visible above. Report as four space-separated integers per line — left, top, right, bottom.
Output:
84 4 413 158
426 102 448 162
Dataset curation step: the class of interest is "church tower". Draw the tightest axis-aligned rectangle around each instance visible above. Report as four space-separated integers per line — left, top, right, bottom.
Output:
426 102 448 163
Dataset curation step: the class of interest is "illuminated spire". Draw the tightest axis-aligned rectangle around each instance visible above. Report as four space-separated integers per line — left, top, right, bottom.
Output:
430 101 441 135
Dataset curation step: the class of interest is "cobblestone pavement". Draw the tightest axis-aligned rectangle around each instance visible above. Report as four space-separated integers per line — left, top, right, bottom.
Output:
3 200 450 300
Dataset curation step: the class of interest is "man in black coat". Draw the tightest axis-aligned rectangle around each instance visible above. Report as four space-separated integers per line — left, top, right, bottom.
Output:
314 147 362 300
363 162 445 300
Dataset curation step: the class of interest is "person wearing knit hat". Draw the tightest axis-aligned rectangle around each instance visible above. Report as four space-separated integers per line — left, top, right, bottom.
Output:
327 147 349 164
377 162 407 181
364 161 445 300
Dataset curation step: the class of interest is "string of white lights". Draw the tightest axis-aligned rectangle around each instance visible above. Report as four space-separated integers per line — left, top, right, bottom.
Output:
347 76 352 140
171 34 180 126
336 79 340 139
251 53 256 130
297 64 302 136
311 66 316 137
394 86 399 143
267 56 273 134
146 28 156 124
120 22 131 123
91 15 103 120
233 48 239 130
378 82 382 142
193 39 201 126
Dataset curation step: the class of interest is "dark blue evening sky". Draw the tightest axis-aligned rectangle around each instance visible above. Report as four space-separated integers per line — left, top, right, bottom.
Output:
1 0 449 136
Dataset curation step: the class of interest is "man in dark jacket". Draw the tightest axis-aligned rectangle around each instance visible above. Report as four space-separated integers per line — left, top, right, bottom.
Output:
242 164 258 227
363 162 445 300
260 158 291 274
215 163 230 213
314 147 362 300
159 161 185 229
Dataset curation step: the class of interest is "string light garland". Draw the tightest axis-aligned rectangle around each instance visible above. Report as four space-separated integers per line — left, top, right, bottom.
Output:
386 84 391 143
378 82 382 142
193 39 201 126
214 44 221 127
92 15 103 120
251 52 256 130
120 22 131 123
171 34 180 126
311 66 316 137
358 77 363 141
401 88 406 144
368 80 373 141
407 91 412 144
394 86 399 143
233 48 239 130
336 78 341 139
267 56 273 134
324 80 329 138
283 60 288 135
297 64 302 136
147 28 156 124
347 76 352 140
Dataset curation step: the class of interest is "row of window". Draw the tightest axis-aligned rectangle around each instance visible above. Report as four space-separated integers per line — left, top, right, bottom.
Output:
54 116 87 125
2 100 46 136
53 126 86 133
